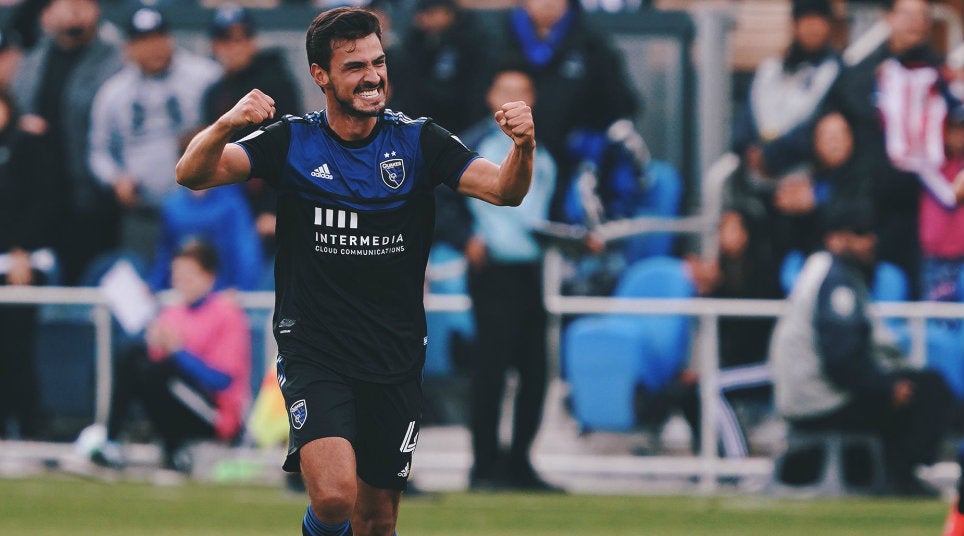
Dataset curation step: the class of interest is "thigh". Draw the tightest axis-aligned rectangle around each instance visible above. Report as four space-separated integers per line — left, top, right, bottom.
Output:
353 377 422 491
277 354 357 473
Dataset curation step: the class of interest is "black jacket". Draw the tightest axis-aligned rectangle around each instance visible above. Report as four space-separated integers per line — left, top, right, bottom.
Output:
389 11 492 135
201 49 302 140
0 127 57 254
493 8 639 220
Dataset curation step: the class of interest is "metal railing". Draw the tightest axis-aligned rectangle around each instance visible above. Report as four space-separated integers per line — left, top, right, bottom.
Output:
543 287 964 492
6 283 963 491
0 286 471 430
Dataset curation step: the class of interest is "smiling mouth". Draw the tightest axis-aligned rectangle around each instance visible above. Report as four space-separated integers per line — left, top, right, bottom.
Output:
355 85 382 99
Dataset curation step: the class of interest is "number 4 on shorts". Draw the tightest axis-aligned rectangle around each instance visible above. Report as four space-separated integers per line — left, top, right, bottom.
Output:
399 420 418 453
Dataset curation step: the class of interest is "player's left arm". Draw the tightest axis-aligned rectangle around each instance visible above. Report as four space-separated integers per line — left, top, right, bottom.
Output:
456 101 534 206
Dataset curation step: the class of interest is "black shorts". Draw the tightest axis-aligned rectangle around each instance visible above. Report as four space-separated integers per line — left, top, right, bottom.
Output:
276 353 422 490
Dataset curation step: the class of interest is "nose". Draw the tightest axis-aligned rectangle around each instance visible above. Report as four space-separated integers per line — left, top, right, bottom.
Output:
363 65 381 85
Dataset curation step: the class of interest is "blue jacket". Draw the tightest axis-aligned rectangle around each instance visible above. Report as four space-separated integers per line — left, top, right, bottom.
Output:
149 184 263 291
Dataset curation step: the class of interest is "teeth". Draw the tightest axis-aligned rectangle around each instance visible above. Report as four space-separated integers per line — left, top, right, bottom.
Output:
358 88 378 98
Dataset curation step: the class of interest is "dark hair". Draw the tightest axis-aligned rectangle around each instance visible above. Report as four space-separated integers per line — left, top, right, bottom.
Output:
174 239 219 275
305 7 381 70
822 200 876 236
792 0 832 20
486 58 536 88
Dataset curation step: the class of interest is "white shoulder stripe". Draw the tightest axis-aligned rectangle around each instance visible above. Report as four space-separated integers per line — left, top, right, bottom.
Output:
237 129 265 143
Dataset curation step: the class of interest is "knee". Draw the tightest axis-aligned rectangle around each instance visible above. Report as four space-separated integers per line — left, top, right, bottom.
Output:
306 479 356 522
352 508 396 536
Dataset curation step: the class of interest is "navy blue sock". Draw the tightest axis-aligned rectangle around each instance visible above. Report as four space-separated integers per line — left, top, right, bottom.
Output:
302 506 351 536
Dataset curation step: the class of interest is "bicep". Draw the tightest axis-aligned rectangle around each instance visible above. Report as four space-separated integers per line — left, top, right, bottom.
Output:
455 157 502 205
206 144 252 189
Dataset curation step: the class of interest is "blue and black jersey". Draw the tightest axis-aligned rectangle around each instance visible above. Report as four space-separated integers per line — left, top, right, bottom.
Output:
236 109 478 383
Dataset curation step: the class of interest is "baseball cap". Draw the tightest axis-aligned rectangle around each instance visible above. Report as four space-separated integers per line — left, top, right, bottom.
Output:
209 4 255 40
126 6 168 38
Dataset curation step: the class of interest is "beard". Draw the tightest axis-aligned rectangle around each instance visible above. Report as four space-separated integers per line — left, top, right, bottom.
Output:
329 81 386 119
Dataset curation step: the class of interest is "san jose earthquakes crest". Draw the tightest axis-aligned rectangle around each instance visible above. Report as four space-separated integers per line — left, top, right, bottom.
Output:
290 399 307 430
380 158 405 189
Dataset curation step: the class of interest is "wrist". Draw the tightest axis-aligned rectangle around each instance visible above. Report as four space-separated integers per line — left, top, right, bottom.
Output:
213 116 245 136
515 139 535 151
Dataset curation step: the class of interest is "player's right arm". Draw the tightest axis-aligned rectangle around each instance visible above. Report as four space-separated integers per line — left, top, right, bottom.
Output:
176 89 276 190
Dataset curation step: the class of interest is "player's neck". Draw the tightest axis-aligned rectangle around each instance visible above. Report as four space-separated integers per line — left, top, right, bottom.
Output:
324 108 378 141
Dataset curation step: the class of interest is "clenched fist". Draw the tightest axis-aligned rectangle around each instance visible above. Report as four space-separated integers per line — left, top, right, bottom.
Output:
218 89 276 131
494 101 535 150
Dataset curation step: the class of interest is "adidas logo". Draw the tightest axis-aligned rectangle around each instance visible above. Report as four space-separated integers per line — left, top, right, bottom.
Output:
397 462 410 478
311 163 333 180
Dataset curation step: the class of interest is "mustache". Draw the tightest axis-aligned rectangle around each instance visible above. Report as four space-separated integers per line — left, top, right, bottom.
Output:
354 81 384 93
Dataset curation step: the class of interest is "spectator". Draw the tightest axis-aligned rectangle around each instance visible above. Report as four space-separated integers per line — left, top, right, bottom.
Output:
87 239 252 472
0 90 57 439
726 111 861 266
88 6 221 267
919 114 964 303
389 0 490 135
457 63 557 491
822 0 964 295
202 4 301 268
12 0 124 286
0 30 22 91
147 183 263 292
691 205 781 369
203 4 301 137
495 0 639 221
772 111 860 259
808 111 860 204
768 202 952 496
733 0 841 176
647 205 779 459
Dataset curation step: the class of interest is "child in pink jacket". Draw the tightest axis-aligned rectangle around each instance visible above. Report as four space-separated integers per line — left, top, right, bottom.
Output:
91 239 252 472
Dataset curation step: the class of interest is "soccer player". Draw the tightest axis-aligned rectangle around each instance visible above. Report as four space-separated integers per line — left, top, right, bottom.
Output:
175 7 534 536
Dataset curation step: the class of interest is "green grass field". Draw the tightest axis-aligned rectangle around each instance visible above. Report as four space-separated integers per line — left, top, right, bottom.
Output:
0 476 952 535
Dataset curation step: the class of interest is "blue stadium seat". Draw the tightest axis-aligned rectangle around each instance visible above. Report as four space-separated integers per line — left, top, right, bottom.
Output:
622 160 684 264
246 308 272 398
779 250 806 296
921 267 964 401
870 261 911 354
564 317 648 430
35 316 96 421
926 323 964 400
563 256 694 431
423 244 474 376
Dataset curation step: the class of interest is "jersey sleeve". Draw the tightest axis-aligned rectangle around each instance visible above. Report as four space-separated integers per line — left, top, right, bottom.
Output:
233 119 291 187
420 120 479 189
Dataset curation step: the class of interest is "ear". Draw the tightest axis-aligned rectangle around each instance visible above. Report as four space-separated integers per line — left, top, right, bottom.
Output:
310 63 330 89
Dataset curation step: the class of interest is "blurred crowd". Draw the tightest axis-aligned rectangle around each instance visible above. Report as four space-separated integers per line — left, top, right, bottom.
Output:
2 0 964 495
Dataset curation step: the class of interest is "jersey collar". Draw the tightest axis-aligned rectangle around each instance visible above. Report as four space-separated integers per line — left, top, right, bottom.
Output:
320 110 384 149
